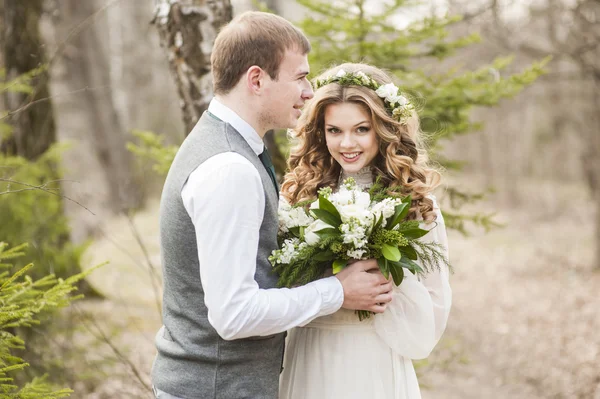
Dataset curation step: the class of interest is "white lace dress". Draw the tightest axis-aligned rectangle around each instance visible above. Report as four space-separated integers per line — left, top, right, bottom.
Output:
279 168 452 399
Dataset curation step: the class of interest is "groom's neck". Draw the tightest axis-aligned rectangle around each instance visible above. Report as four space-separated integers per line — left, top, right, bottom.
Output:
215 93 267 138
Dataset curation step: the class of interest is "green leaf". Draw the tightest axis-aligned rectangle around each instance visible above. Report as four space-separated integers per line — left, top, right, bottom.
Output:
313 250 335 262
312 209 342 228
315 227 340 238
399 257 423 275
399 228 429 239
373 213 384 231
381 244 401 262
400 245 418 260
387 197 411 229
377 257 390 279
390 263 405 286
332 259 348 274
319 195 342 221
289 226 301 238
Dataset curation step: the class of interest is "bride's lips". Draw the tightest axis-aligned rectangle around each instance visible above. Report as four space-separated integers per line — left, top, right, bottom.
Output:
340 152 362 163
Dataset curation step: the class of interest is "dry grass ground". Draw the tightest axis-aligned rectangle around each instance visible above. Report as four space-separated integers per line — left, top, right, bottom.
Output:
67 174 599 398
421 175 600 399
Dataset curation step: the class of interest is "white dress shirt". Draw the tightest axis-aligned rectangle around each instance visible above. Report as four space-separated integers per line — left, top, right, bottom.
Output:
181 98 344 340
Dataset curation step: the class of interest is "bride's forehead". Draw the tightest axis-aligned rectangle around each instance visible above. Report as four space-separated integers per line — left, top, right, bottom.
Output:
324 103 371 122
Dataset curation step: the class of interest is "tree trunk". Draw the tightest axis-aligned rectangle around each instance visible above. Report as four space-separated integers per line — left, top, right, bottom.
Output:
104 1 183 137
45 0 141 242
152 0 233 134
590 77 600 270
0 0 55 159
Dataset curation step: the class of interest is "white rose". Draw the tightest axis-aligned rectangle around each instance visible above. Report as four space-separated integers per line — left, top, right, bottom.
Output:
354 191 371 209
336 69 347 78
375 83 398 100
339 204 372 225
329 190 353 206
304 219 333 246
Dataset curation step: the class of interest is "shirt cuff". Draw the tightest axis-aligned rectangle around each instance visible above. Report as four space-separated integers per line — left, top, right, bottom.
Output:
310 276 344 317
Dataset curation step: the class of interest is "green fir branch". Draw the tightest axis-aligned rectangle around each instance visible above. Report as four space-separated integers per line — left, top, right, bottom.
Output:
411 240 451 274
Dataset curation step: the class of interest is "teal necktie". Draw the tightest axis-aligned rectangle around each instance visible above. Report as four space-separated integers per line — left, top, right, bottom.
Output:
258 148 279 197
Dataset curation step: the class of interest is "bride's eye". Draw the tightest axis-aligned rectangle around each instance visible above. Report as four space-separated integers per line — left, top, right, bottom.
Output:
357 126 371 133
326 127 341 134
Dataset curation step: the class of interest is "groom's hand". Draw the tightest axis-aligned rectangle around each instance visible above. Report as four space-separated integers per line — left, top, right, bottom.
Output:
335 259 393 313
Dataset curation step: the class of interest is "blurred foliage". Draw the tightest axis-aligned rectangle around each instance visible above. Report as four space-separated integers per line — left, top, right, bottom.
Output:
0 68 86 280
126 129 179 177
0 67 44 142
0 145 86 281
0 242 94 398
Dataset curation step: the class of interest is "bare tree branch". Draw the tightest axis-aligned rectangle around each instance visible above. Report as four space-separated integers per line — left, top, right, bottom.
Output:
0 178 95 215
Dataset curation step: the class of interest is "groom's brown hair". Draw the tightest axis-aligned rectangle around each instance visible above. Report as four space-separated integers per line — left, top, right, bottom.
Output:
211 11 311 95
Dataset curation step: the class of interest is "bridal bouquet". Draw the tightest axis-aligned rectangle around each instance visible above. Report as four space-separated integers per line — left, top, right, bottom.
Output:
270 178 449 320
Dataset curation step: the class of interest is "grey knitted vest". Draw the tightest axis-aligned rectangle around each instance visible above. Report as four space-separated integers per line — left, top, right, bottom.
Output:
151 112 284 399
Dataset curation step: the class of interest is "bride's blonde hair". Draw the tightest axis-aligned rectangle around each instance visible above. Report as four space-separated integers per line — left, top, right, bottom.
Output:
280 63 441 222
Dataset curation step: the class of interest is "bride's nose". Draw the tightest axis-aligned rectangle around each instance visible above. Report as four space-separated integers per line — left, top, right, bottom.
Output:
340 133 355 149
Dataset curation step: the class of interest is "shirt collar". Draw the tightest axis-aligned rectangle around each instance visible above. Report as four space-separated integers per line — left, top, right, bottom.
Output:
208 98 264 155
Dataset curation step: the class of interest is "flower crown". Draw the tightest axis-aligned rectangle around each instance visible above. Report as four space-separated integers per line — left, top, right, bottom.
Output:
314 69 413 124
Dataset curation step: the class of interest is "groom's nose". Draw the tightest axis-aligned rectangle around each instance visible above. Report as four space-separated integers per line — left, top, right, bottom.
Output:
302 82 314 100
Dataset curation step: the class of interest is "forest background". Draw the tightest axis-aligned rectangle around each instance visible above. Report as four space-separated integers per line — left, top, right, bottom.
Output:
0 0 599 398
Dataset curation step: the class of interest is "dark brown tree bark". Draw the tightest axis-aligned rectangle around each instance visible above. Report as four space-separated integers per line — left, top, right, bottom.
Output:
0 0 55 159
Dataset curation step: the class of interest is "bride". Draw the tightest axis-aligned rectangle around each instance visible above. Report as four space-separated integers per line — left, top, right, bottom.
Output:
278 63 452 399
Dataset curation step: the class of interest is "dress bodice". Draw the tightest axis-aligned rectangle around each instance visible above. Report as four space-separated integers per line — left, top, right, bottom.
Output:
339 166 374 190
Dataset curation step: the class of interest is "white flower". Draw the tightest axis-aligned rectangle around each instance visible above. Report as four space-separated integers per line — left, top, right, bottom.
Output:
278 198 314 233
387 94 408 107
329 189 354 206
347 249 367 259
375 83 399 101
340 222 368 248
340 204 373 227
356 71 370 85
304 219 333 246
354 191 371 208
335 69 347 78
370 198 402 228
287 207 314 229
279 197 292 211
277 238 304 264
371 198 398 219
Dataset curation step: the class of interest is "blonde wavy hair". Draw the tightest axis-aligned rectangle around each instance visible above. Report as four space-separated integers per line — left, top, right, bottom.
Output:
281 63 441 222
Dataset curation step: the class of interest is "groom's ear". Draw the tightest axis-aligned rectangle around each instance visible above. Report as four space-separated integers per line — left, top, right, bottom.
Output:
246 66 265 94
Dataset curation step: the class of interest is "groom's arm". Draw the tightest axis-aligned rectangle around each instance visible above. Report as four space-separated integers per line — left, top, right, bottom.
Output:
182 152 344 340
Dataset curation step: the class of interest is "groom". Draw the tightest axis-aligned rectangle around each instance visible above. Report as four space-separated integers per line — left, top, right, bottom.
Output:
151 11 393 399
